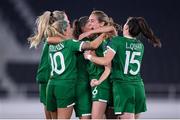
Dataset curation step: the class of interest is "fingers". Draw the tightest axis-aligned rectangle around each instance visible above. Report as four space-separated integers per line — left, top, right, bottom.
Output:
90 79 100 87
83 51 92 60
78 32 91 40
78 35 83 40
83 52 89 59
90 79 97 87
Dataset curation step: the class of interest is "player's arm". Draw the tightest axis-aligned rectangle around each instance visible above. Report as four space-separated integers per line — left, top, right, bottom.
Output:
47 36 62 44
81 33 108 50
99 63 111 83
84 49 115 66
47 33 68 44
91 63 111 87
79 26 117 40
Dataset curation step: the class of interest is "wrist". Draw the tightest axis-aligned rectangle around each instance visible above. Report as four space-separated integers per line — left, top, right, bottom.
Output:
101 33 107 39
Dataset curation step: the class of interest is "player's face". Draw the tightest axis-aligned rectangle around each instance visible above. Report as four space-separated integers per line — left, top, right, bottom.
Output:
66 23 73 37
89 14 104 29
64 14 69 23
82 21 92 32
64 17 73 38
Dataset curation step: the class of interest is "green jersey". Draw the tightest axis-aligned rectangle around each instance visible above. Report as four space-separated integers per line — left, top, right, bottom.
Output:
107 36 144 82
76 38 90 81
49 39 83 80
36 41 51 83
87 39 109 80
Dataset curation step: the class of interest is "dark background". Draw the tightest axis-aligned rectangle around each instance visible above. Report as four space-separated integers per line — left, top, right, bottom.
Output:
0 0 180 97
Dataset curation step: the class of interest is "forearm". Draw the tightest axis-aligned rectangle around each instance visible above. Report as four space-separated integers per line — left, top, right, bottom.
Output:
90 26 115 34
81 33 106 50
89 33 107 49
98 63 111 83
47 36 61 44
90 56 110 66
85 49 115 65
79 26 115 40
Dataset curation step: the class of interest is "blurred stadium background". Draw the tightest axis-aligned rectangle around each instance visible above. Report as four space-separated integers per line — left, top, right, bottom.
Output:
0 0 179 119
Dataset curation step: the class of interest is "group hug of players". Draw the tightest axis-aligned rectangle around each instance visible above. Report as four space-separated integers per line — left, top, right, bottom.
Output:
28 10 161 119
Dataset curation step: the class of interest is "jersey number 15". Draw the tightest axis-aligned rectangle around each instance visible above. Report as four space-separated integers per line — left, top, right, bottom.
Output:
124 51 141 75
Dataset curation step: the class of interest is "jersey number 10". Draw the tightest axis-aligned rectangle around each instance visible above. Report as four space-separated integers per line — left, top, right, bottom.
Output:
124 51 141 75
50 52 65 76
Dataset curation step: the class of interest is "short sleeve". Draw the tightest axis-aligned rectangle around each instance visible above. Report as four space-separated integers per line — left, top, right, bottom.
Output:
106 38 117 54
67 39 84 52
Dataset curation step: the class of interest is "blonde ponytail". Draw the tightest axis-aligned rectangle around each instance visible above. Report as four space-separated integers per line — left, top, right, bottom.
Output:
28 11 51 48
46 20 67 35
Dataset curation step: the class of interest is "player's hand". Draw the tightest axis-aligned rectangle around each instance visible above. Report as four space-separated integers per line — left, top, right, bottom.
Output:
78 32 92 40
90 79 101 87
105 28 117 38
112 27 118 36
83 50 91 60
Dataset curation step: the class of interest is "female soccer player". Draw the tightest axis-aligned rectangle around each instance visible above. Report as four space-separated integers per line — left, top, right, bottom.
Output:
47 15 116 119
79 10 119 119
84 17 161 119
44 14 111 118
28 10 68 119
72 16 92 119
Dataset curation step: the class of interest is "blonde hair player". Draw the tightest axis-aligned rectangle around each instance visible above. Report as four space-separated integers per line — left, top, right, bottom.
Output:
28 10 68 119
43 13 113 118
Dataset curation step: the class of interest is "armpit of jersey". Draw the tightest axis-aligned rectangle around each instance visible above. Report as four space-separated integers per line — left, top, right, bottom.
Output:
107 46 116 54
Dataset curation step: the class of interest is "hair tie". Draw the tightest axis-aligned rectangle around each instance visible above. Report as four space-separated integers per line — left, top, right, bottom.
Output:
50 12 53 17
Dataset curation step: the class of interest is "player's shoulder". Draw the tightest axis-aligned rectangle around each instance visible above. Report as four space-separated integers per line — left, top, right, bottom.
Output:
113 35 123 39
63 39 79 44
111 36 124 41
109 36 124 45
62 39 81 49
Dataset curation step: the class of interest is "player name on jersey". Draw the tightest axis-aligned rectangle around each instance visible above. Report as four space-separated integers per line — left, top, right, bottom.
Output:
126 42 142 51
49 43 64 52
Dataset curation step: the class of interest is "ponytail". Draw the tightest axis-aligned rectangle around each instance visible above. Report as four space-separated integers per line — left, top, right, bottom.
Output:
45 20 67 41
109 17 122 33
73 16 89 39
137 17 162 47
127 17 162 48
28 11 51 48
73 19 81 39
